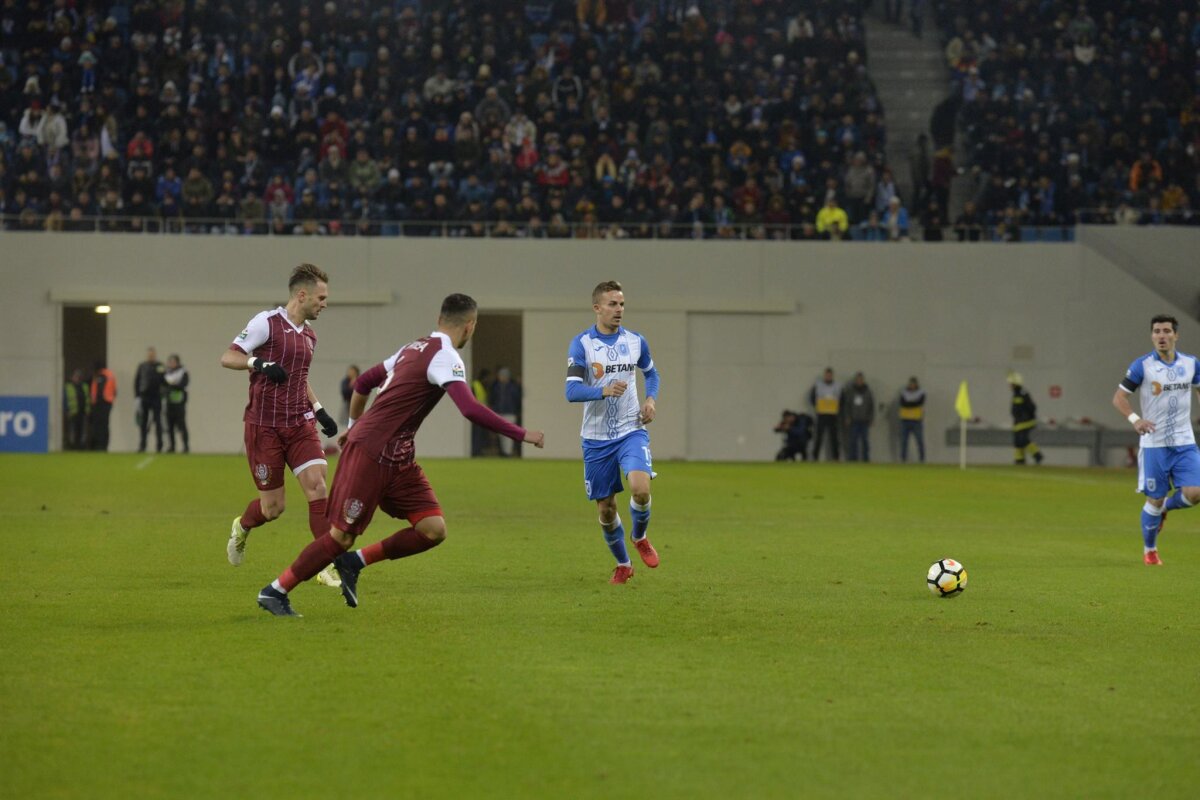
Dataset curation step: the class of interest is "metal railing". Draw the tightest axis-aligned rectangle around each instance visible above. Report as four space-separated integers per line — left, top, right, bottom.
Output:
5 211 1187 241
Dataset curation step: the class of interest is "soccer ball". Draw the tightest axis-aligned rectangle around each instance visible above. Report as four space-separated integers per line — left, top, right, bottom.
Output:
927 558 968 598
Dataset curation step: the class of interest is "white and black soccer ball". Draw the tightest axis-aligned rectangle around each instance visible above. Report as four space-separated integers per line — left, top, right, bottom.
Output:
927 558 968 598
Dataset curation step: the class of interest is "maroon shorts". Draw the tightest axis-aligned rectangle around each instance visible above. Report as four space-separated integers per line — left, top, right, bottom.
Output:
244 421 326 491
328 442 442 536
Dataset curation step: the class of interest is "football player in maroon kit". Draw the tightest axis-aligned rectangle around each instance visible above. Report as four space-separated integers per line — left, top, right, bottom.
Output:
257 293 545 616
221 263 342 587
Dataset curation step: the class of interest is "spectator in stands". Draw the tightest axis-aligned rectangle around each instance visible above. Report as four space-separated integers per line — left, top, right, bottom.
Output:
816 192 849 240
954 200 984 242
181 166 215 221
843 152 876 224
1129 151 1163 193
922 200 945 242
874 167 900 217
858 210 887 242
348 148 381 196
884 195 910 241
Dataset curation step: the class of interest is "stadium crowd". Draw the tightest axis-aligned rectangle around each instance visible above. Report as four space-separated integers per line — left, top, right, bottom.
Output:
0 0 899 239
933 0 1200 237
2 1 1195 241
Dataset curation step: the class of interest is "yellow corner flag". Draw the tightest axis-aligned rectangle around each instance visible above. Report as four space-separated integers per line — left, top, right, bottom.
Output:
955 381 973 421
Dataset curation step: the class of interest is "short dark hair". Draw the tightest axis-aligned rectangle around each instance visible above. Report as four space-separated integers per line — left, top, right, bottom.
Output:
1151 314 1178 332
440 293 478 324
592 280 623 304
289 263 328 294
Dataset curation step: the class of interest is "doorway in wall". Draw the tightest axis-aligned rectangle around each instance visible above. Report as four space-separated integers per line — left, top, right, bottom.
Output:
471 312 523 456
61 305 109 450
826 349 925 464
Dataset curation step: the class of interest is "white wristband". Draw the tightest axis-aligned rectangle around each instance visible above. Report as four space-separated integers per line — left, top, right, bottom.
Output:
347 418 356 429
1127 413 1140 425
313 402 324 412
247 357 258 370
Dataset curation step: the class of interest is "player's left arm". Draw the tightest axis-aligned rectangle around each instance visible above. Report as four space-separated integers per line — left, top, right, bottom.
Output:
307 382 338 437
638 335 659 424
1194 358 1200 424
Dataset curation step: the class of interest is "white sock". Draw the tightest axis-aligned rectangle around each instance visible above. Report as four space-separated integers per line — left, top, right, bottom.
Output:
270 579 287 594
599 513 622 533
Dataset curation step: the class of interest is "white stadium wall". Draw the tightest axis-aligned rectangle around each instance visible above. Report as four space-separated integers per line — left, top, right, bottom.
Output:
2 230 1197 464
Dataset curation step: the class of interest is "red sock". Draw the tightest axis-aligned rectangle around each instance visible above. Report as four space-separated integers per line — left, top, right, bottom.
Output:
278 534 346 592
241 499 268 530
307 498 329 540
360 528 441 565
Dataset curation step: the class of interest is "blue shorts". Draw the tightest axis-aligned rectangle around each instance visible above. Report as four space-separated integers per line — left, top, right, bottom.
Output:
581 429 653 501
1138 445 1200 498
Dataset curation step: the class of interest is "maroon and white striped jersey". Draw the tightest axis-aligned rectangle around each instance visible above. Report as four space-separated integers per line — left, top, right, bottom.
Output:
349 332 467 466
229 307 317 428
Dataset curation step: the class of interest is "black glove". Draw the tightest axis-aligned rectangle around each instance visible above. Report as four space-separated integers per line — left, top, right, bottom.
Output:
315 407 338 437
253 359 288 383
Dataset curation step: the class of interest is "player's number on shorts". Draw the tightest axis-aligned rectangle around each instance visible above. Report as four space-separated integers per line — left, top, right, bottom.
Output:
643 446 653 469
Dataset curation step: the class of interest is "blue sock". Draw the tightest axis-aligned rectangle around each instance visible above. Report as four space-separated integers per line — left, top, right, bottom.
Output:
1141 502 1163 550
602 514 630 565
630 497 651 541
1164 491 1194 512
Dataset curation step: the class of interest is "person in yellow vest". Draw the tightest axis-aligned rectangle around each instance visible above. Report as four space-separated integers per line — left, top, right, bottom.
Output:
898 376 926 462
809 367 842 460
815 192 850 240
471 367 492 456
1008 371 1043 464
63 368 91 450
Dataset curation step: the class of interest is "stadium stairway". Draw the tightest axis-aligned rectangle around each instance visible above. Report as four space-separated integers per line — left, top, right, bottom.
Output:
862 4 951 209
1076 226 1200 323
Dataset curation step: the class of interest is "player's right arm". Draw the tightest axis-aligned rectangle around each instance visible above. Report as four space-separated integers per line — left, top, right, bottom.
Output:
564 335 625 401
220 312 286 381
1113 357 1155 434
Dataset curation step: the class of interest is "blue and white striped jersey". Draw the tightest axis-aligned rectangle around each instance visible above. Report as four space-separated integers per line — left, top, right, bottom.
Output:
1119 350 1200 448
565 326 655 441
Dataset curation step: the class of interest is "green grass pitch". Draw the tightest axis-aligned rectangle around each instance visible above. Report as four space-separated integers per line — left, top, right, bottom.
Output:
1 453 1198 798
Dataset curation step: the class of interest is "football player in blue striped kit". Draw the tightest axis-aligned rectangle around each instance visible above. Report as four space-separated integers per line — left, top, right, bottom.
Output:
1112 314 1200 565
565 281 661 584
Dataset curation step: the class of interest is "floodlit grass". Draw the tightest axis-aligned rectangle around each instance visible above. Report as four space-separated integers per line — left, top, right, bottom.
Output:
1 454 1197 799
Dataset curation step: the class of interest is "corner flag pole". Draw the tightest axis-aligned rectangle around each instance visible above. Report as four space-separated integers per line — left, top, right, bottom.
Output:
955 381 972 471
959 417 967 470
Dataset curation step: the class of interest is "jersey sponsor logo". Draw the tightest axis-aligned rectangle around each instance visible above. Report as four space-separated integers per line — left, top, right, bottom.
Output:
605 363 636 374
1152 381 1189 394
592 362 605 379
452 363 465 379
255 463 270 485
238 329 249 340
343 498 364 524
